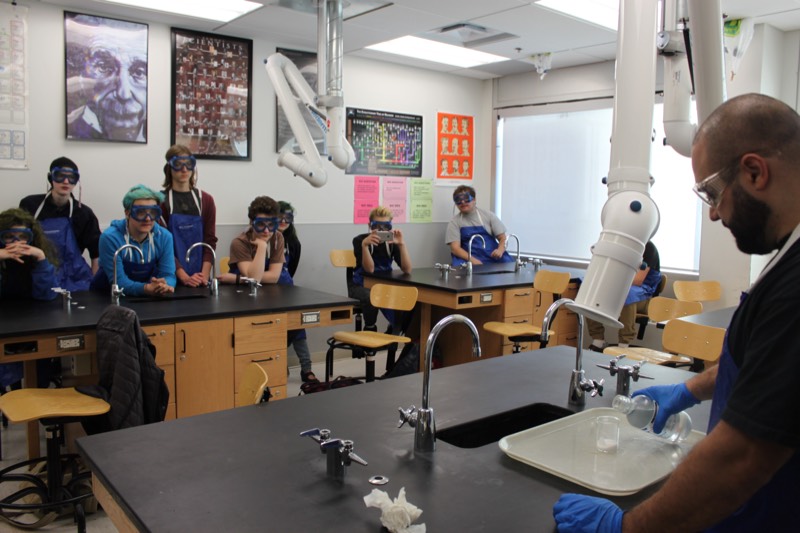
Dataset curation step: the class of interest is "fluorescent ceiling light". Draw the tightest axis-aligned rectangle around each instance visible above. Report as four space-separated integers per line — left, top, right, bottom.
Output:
366 36 507 68
535 0 618 31
97 0 263 23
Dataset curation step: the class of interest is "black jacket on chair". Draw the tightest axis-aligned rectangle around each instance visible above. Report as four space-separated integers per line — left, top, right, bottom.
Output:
80 305 169 434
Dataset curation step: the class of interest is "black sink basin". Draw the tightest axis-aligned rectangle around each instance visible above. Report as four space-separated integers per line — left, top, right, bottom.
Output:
471 270 516 275
126 293 208 303
437 403 572 448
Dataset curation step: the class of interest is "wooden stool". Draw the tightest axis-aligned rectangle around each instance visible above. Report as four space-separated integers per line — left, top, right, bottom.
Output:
0 388 110 532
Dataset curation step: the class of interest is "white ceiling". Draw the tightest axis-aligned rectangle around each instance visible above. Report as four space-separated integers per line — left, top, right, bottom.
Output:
40 0 800 79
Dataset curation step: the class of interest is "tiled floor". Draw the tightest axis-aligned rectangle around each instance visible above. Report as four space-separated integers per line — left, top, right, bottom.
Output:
0 351 386 532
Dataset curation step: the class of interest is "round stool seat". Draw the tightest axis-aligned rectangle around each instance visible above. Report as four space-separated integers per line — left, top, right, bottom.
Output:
0 388 110 424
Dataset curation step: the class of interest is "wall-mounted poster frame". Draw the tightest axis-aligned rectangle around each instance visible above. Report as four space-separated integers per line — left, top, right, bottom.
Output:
346 107 422 177
436 112 473 181
171 28 252 160
275 47 319 153
65 12 148 143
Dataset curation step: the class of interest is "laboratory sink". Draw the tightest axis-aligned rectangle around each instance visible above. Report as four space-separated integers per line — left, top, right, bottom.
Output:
436 403 573 448
471 270 516 276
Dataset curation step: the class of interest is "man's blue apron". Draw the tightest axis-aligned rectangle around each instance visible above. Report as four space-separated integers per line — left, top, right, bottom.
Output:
36 196 92 292
452 224 512 266
704 291 799 532
166 189 204 276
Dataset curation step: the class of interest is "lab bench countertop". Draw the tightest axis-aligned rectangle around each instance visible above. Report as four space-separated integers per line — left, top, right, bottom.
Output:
78 346 710 532
0 284 355 338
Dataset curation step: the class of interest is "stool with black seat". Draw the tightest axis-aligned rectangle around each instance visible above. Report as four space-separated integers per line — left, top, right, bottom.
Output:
325 283 418 382
0 387 110 532
483 270 571 353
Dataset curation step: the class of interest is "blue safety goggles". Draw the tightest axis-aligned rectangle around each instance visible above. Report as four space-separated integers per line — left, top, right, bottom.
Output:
453 193 474 205
0 228 33 246
369 221 392 232
168 155 197 171
253 217 280 234
50 167 80 185
129 205 162 222
279 212 294 225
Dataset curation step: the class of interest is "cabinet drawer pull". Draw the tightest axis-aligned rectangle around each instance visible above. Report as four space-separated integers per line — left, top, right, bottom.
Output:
251 319 280 326
146 329 167 337
513 319 529 324
252 355 281 363
180 329 186 354
514 292 531 297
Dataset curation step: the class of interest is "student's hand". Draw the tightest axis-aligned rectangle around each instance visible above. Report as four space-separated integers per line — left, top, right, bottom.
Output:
470 256 483 265
392 229 405 246
363 232 380 247
250 232 272 245
146 277 175 296
1 242 45 262
177 269 194 286
182 272 207 287
0 246 25 263
490 247 506 259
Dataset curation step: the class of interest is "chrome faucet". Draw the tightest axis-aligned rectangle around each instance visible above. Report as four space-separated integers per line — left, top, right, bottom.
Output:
300 428 368 481
112 244 144 304
398 314 481 453
185 242 219 296
507 233 521 272
540 298 603 406
465 234 486 276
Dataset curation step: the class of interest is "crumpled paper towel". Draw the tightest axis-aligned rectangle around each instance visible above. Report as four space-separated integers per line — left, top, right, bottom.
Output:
363 487 426 533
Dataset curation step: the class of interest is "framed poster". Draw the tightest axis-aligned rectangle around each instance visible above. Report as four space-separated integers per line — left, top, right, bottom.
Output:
275 47 319 153
65 12 148 143
436 112 474 180
171 28 252 160
346 107 422 177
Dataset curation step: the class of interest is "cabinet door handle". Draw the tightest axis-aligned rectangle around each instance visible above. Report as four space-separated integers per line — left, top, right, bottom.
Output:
514 292 531 297
513 319 529 324
252 354 281 363
251 320 274 326
180 329 186 354
536 292 542 307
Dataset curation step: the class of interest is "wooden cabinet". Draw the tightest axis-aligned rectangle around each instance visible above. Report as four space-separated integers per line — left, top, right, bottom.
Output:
142 324 176 420
175 319 234 417
532 281 579 347
234 313 288 402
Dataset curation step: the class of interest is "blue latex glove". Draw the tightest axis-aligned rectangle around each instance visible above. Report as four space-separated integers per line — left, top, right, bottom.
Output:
553 494 623 533
632 383 700 433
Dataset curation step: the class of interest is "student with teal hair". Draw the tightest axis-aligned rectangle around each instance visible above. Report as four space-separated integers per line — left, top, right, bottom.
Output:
91 184 176 296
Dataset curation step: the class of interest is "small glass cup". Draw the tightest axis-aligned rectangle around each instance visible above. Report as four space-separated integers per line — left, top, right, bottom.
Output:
595 416 619 454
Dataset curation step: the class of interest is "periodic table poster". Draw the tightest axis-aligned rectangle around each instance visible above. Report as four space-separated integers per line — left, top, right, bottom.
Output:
436 112 473 181
345 107 422 177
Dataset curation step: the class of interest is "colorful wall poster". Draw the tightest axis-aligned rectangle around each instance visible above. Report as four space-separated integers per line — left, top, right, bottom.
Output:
436 112 473 181
382 177 407 223
346 107 422 177
354 175 380 224
408 179 433 223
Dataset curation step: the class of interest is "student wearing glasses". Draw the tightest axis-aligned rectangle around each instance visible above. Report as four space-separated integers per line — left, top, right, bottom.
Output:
350 206 412 332
226 196 285 285
19 157 101 292
159 145 217 288
91 185 176 296
446 185 512 266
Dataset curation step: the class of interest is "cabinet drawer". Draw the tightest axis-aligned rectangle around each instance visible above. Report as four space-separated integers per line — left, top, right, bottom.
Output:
142 324 175 366
557 331 579 347
235 350 288 389
504 288 534 318
234 314 287 355
286 306 354 329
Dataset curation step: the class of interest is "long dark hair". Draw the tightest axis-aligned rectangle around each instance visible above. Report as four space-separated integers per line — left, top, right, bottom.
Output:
0 208 59 266
278 200 299 246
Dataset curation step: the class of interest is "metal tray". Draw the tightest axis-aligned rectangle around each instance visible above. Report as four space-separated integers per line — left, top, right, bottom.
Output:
499 407 705 496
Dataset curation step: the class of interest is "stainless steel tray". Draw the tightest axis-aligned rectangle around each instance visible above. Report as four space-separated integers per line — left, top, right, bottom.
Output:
499 407 705 496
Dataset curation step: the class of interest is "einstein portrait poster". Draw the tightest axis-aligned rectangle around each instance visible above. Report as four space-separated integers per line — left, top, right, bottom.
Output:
65 12 148 143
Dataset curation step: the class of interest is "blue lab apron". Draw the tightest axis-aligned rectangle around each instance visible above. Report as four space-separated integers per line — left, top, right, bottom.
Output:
703 291 800 532
167 190 204 276
452 224 513 266
281 245 308 343
90 241 158 292
624 270 662 306
35 196 93 292
352 244 396 325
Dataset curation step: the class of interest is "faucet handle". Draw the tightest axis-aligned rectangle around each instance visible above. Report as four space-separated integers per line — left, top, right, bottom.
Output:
398 405 417 428
589 378 604 397
342 440 368 466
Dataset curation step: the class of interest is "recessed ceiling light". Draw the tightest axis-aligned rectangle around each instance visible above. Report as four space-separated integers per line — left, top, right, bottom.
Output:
96 0 263 23
366 36 507 69
535 0 618 31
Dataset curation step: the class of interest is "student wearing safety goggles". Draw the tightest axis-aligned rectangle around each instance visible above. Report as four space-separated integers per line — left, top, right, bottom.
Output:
91 185 176 296
19 156 101 292
350 206 412 332
159 144 218 288
445 185 513 266
226 196 285 286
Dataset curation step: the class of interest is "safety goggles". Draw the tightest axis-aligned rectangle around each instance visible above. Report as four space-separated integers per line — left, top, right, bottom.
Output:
0 228 33 245
693 166 732 209
279 212 294 225
453 193 474 206
253 217 280 233
168 155 197 172
50 167 80 185
369 221 392 232
129 205 162 222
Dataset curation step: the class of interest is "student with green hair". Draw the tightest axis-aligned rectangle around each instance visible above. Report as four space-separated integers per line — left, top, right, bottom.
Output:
91 184 176 296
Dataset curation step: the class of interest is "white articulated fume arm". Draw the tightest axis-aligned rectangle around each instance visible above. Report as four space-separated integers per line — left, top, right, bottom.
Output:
264 0 355 188
568 0 725 327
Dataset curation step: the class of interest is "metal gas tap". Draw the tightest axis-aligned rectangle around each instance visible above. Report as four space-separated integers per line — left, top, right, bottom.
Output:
300 428 367 481
597 354 653 396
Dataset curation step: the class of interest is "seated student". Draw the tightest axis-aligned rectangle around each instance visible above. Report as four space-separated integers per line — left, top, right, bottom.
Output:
0 208 58 388
276 201 317 383
349 206 412 332
226 196 284 285
91 185 176 297
446 185 513 266
159 144 217 288
19 156 101 292
587 240 663 350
